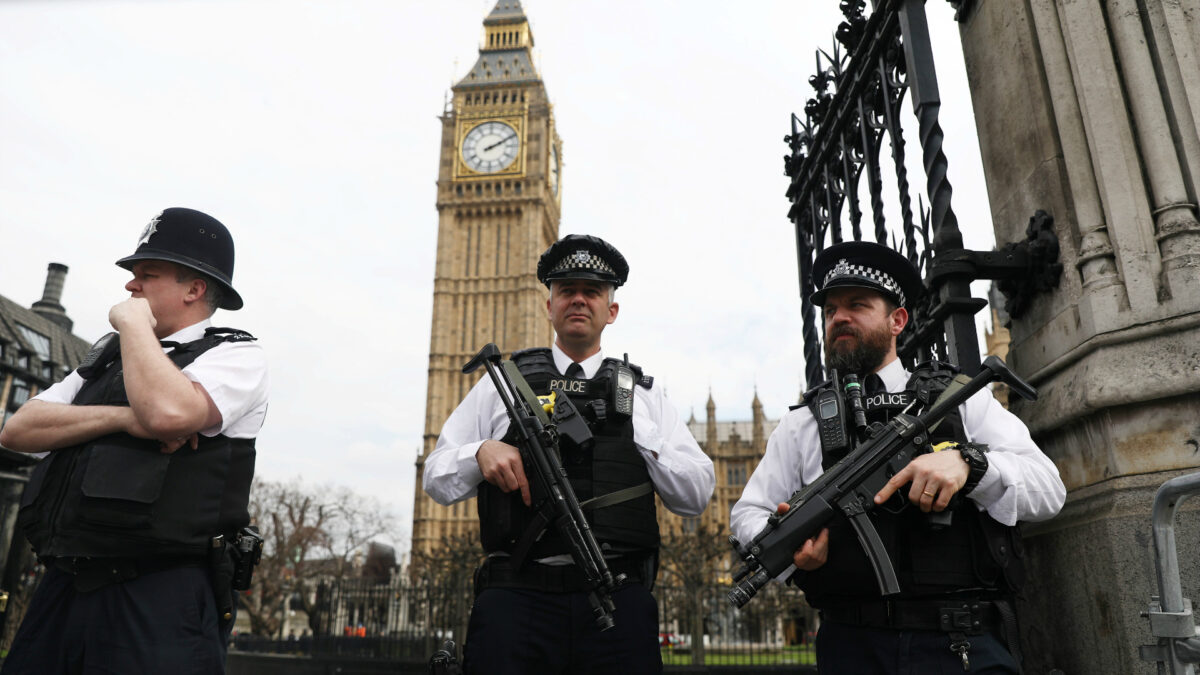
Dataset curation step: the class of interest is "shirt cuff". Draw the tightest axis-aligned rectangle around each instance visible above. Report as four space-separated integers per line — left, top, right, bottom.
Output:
455 440 485 487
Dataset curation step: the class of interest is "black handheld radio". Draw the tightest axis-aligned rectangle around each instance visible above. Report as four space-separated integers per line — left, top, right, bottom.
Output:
814 369 850 457
612 354 636 417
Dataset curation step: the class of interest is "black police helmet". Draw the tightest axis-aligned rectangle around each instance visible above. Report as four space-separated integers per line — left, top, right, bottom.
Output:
810 241 923 309
537 234 629 288
115 207 243 310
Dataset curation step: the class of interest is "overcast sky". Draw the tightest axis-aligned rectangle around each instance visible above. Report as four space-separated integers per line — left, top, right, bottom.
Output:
0 0 1000 556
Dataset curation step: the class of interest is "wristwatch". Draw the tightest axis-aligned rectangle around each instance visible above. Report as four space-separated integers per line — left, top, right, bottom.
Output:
958 443 989 494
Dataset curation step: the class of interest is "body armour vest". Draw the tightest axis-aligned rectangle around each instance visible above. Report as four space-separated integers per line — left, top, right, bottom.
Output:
18 328 257 560
794 364 1024 607
477 348 659 559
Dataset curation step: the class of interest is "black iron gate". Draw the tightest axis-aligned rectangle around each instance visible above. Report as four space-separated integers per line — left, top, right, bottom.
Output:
785 0 1061 386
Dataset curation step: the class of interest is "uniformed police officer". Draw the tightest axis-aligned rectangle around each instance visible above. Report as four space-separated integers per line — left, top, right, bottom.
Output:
424 234 715 675
730 241 1065 673
0 208 269 674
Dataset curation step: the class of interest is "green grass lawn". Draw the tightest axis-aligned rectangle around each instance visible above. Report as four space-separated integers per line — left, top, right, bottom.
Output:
660 645 816 666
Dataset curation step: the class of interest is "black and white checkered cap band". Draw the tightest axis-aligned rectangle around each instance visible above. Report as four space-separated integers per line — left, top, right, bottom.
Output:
549 249 616 277
823 258 905 306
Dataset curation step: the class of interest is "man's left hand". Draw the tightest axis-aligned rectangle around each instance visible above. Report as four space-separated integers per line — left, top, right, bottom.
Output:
873 450 969 513
159 434 199 454
108 297 157 332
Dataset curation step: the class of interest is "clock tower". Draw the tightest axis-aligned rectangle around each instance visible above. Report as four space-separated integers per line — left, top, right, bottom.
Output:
413 0 562 556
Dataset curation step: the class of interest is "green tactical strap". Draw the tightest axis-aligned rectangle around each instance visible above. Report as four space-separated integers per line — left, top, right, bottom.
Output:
927 373 972 434
503 360 551 426
580 482 654 510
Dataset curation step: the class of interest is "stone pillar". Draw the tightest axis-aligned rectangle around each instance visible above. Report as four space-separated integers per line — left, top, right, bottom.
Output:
956 1 1200 673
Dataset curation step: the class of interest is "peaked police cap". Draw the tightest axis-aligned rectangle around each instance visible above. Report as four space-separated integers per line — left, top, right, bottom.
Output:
537 234 629 288
115 207 243 310
810 241 923 308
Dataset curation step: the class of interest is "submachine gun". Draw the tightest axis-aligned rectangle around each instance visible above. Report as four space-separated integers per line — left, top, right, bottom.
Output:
727 355 1037 609
463 343 626 631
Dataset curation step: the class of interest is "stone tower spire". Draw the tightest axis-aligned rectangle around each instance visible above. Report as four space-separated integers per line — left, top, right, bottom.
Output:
705 389 717 448
751 388 764 450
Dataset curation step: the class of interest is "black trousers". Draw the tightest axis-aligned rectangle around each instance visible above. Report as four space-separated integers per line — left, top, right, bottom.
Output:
464 584 662 675
1 566 230 674
816 621 1018 674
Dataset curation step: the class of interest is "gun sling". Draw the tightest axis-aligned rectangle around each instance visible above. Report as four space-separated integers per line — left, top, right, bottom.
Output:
508 482 654 569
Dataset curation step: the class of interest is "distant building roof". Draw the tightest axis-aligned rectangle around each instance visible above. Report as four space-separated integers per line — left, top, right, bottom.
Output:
0 293 90 377
484 0 527 25
457 49 539 88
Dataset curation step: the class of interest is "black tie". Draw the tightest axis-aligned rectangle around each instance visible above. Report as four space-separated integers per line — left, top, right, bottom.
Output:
864 373 886 397
565 362 583 378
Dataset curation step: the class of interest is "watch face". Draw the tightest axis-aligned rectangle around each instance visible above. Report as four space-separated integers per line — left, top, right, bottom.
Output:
549 145 560 195
461 121 520 173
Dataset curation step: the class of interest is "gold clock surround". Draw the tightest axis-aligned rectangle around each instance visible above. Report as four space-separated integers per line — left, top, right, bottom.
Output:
454 115 526 180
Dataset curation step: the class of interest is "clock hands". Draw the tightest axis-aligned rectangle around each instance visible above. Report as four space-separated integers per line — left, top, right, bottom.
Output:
483 133 516 152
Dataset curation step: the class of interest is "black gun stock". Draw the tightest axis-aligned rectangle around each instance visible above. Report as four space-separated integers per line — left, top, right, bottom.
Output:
728 356 1036 608
465 343 624 631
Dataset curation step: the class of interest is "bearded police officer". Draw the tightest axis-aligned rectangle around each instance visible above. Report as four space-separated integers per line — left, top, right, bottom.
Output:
424 234 715 675
0 208 269 674
730 241 1065 673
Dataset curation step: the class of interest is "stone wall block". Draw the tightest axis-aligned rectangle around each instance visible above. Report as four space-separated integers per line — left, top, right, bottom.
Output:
1019 471 1200 674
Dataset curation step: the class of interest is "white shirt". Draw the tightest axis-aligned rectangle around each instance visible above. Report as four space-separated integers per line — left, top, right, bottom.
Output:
423 344 715 517
35 318 269 439
730 358 1066 551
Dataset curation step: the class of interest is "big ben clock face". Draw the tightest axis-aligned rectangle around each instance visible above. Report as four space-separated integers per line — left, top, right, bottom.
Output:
461 121 521 173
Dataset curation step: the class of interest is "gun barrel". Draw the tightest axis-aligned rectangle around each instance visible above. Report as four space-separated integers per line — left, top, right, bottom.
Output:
727 568 770 608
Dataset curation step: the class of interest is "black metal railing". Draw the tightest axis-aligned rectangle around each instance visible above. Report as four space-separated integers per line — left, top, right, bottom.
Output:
786 0 1060 386
259 576 818 667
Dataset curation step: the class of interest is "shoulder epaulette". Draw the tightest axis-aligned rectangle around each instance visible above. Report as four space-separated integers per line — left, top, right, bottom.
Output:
510 346 550 359
510 346 552 365
604 355 653 389
204 327 257 343
798 379 832 408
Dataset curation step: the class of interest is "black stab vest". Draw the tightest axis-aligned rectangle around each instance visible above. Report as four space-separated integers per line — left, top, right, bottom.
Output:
18 328 257 559
795 365 1025 607
477 348 659 559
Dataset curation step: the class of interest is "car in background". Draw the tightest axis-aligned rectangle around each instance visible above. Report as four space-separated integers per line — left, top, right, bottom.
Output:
658 632 682 648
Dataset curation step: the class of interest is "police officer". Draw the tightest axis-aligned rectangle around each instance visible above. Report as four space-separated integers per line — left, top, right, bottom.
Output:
0 208 269 674
424 234 715 675
730 241 1065 673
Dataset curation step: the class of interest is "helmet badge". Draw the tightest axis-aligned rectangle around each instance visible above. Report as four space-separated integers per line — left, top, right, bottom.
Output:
138 212 162 247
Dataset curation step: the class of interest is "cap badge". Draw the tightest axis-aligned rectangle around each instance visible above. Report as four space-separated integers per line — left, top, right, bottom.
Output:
572 250 590 266
831 258 853 278
138 213 162 247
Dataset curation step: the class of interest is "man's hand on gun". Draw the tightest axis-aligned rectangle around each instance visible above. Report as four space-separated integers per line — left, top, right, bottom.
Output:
873 450 969 513
477 440 531 506
776 503 830 571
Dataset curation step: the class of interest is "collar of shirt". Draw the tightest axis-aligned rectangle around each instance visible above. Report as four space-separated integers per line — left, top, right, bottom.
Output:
550 343 604 379
161 318 213 349
875 357 910 393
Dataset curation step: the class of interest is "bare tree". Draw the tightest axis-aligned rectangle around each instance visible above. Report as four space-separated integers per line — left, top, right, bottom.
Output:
658 521 730 665
242 477 400 637
408 532 483 655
